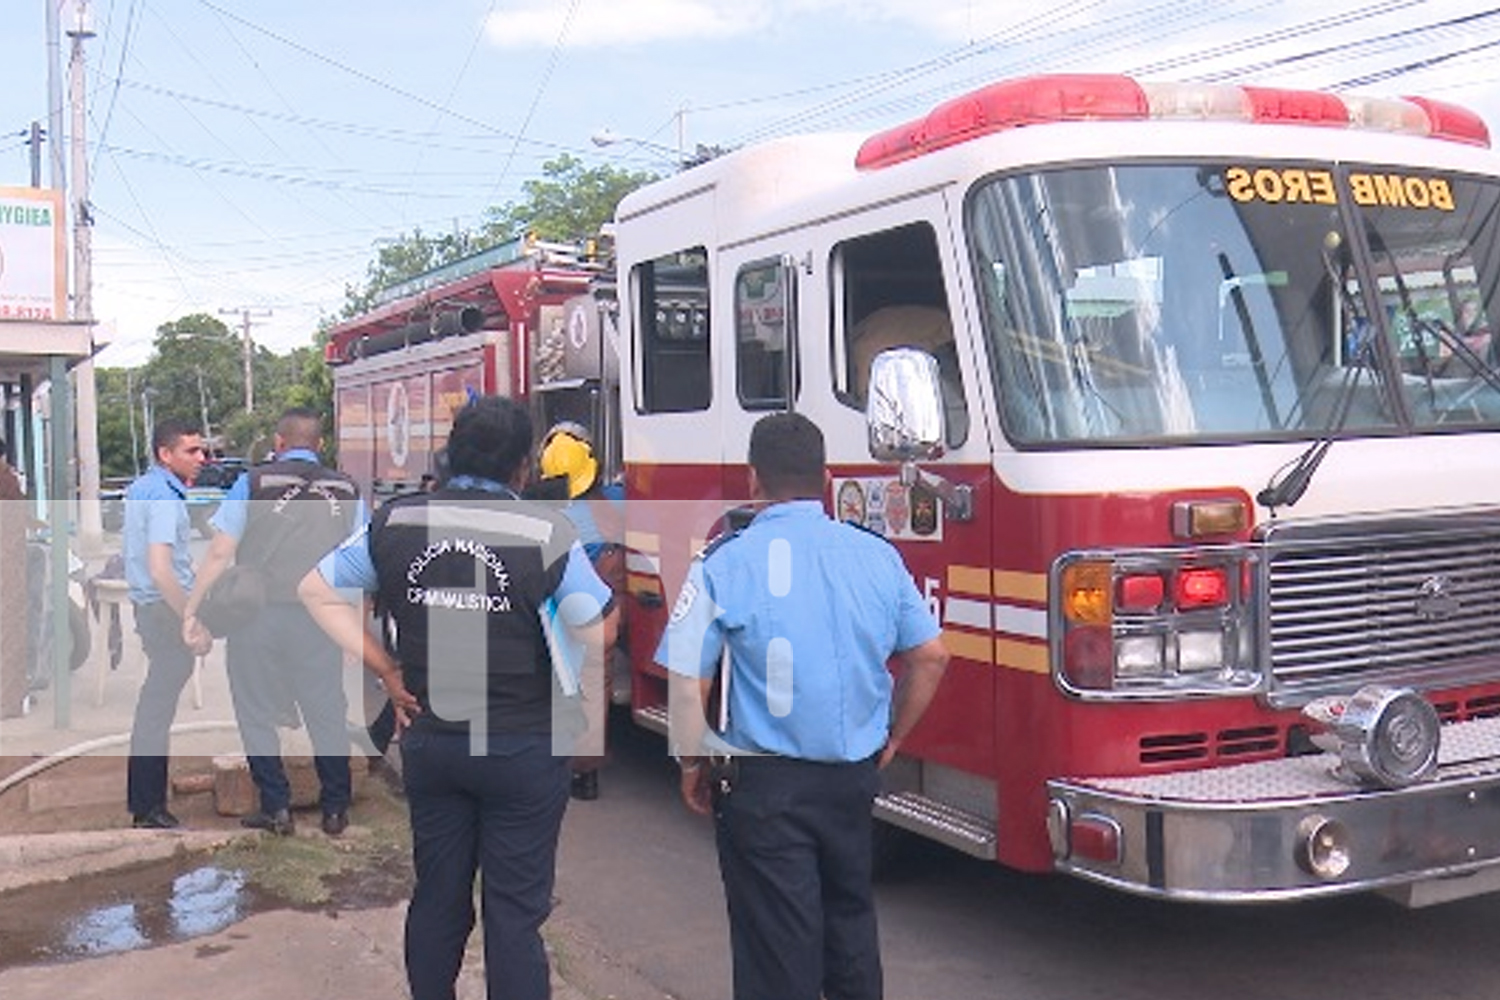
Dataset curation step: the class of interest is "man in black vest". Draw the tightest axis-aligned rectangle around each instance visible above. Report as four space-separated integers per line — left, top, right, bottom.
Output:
298 394 617 1000
184 407 362 836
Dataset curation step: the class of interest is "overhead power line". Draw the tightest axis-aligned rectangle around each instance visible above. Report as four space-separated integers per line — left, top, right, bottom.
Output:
483 0 583 207
1329 35 1500 89
1189 5 1500 84
194 0 521 140
114 80 583 156
91 0 142 176
1123 0 1432 78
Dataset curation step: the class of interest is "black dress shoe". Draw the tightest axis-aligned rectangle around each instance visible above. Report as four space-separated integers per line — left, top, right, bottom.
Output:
570 770 599 801
321 810 349 837
131 807 182 829
240 808 294 836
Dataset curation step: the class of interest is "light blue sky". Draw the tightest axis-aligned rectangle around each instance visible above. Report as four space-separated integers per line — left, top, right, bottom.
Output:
5 0 1499 367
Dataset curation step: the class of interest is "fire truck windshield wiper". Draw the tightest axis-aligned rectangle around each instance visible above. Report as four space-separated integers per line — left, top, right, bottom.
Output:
1257 240 1373 514
1369 228 1500 397
1257 332 1371 513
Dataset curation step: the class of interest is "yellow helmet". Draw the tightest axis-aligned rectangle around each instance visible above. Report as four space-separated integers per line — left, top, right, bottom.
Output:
539 425 598 499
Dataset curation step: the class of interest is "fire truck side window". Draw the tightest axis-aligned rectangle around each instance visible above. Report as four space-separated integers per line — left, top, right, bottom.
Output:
635 248 711 413
735 259 797 409
833 223 969 447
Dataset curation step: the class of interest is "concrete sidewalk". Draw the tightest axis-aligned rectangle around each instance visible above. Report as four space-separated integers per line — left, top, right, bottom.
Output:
0 900 645 1000
0 828 246 894
0 829 671 1000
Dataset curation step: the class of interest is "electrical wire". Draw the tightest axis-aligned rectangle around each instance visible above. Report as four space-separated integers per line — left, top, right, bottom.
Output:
396 0 505 226
730 0 1115 144
114 81 586 158
729 0 1479 143
68 0 1500 350
1157 1 1497 83
199 1 379 233
1329 35 1500 88
1123 0 1433 78
481 0 584 210
90 0 141 177
193 0 523 141
820 0 1271 132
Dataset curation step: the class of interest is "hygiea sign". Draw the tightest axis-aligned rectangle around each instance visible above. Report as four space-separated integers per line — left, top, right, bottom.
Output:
0 187 66 321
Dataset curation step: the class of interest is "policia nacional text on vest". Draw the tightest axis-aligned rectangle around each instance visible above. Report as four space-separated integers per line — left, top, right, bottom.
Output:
240 461 361 602
368 488 585 735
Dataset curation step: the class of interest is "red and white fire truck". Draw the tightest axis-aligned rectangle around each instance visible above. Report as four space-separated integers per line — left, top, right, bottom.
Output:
327 73 1500 906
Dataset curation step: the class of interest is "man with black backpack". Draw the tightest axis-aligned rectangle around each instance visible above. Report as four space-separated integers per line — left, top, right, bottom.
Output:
184 407 363 836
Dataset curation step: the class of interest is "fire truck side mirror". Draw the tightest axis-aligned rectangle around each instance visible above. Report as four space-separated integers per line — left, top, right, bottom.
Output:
866 347 946 463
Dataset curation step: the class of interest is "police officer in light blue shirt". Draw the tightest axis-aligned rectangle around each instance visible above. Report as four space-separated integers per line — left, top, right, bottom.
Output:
663 500 938 762
655 412 949 1000
183 408 366 837
123 449 199 607
123 417 207 829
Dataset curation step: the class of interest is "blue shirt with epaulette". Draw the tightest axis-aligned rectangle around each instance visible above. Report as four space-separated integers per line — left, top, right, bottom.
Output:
654 498 941 762
122 464 195 604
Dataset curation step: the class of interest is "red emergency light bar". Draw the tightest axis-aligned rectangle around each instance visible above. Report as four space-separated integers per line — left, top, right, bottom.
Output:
854 74 1491 170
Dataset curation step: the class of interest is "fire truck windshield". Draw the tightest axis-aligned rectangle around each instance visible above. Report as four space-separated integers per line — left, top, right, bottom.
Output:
969 162 1500 445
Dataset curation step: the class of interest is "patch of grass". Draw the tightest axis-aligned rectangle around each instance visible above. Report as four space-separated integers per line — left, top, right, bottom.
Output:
216 776 412 907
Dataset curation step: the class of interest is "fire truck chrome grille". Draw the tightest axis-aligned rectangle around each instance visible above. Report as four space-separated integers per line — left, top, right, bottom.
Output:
1264 514 1500 708
1087 715 1500 802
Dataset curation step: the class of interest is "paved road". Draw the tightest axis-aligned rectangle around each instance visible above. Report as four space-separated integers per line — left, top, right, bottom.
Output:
558 716 1500 1000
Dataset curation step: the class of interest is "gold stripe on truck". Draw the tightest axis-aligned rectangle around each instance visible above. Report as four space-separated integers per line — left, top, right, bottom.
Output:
994 570 1047 604
995 638 1050 675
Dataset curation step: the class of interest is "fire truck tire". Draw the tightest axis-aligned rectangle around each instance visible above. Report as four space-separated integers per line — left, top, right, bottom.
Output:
870 818 911 880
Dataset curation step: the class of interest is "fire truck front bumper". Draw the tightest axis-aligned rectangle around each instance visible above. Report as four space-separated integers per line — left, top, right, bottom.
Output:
1047 714 1500 905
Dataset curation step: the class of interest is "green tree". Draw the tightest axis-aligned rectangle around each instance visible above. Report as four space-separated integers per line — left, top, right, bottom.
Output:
139 314 244 451
280 340 333 412
95 367 146 477
282 334 338 463
480 153 657 245
340 228 480 319
317 154 655 466
338 156 654 319
96 312 339 471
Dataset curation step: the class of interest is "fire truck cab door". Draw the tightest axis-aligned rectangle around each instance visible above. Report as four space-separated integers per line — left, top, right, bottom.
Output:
782 189 997 778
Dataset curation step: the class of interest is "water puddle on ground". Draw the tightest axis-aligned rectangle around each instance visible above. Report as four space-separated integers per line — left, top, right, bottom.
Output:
0 858 267 969
0 848 410 970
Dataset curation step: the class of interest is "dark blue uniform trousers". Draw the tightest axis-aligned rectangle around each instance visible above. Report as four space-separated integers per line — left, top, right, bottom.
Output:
126 601 197 816
714 754 883 1000
400 728 570 1000
225 602 351 815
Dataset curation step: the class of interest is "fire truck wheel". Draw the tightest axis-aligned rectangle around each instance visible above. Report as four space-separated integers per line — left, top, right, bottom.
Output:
870 818 911 880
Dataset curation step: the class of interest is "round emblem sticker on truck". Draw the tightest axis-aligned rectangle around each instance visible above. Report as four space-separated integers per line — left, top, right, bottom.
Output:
569 301 590 351
387 381 411 468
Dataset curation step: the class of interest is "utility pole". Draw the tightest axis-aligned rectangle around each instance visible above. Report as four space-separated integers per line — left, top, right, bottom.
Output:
69 0 104 551
125 368 140 475
194 369 213 444
25 122 44 187
220 307 271 413
141 386 156 451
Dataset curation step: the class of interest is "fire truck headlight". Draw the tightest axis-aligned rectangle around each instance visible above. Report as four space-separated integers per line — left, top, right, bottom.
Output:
1175 629 1225 672
1116 635 1165 677
1295 814 1352 880
1333 685 1440 789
